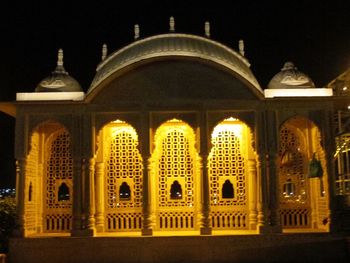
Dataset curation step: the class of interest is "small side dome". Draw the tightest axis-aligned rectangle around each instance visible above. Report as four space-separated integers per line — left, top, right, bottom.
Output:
35 49 82 92
267 62 315 89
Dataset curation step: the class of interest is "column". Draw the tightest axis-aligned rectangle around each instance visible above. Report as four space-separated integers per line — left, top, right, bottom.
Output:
256 155 266 230
200 111 211 235
72 158 83 234
142 156 153 235
248 159 258 229
265 110 282 233
141 111 153 235
200 155 211 235
14 158 26 237
95 161 105 232
86 157 96 232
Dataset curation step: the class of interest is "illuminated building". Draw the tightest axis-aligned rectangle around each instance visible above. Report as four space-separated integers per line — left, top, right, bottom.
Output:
1 19 349 263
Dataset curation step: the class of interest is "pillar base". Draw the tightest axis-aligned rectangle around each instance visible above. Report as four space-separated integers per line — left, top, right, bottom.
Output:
71 228 96 237
200 227 212 235
142 228 153 236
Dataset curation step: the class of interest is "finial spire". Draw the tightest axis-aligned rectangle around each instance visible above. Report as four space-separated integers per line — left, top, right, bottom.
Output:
169 16 175 32
205 21 210 38
57 48 64 67
134 24 140 40
102 43 108 61
239 39 245 56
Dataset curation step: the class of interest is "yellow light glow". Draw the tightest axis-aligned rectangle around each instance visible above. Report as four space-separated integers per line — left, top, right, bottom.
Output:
211 118 243 140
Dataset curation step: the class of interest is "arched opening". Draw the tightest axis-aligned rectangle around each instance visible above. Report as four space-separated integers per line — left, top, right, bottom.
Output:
58 183 70 201
222 180 234 199
150 119 201 232
170 181 183 199
97 120 143 232
208 117 255 231
278 116 329 232
25 121 73 235
119 182 131 201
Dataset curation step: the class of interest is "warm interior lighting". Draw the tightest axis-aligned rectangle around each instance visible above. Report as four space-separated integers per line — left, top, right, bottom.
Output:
211 118 243 140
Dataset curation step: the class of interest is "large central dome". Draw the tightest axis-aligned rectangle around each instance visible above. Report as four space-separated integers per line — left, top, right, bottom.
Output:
87 33 262 98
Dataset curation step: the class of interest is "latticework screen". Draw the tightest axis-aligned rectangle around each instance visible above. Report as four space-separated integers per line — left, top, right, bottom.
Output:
208 120 248 230
279 126 307 203
208 127 246 206
279 125 310 228
152 120 198 231
44 130 73 232
158 129 194 207
105 124 143 232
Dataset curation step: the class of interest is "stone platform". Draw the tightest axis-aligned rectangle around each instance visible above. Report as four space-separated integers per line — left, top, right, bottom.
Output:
8 233 350 263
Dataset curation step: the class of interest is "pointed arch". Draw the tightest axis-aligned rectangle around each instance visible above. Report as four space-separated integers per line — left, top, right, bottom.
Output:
278 116 329 231
150 119 201 231
24 120 73 235
208 117 255 231
97 119 143 232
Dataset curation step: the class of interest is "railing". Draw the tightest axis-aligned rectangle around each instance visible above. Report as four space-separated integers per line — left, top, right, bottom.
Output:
280 208 310 228
106 213 142 231
210 211 248 229
158 212 194 230
44 214 72 232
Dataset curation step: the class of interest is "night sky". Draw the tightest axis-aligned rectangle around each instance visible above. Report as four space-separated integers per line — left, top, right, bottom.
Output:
0 1 349 188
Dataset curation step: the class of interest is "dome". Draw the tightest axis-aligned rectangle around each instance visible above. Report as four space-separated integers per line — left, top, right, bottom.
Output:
87 33 262 96
35 49 82 92
267 62 315 89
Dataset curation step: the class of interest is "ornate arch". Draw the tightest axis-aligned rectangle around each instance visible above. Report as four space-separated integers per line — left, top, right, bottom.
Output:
150 119 201 231
207 117 255 230
97 119 144 232
278 116 329 231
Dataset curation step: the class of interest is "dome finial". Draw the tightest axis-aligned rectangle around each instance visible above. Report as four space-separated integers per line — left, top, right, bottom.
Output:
169 16 175 32
101 43 108 61
57 48 64 67
239 40 245 56
134 24 140 40
205 21 210 38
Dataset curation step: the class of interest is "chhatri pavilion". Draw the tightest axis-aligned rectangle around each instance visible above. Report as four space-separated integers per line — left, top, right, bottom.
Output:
1 18 349 263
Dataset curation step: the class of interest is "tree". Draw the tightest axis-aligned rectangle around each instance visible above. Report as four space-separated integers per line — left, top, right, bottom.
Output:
0 197 17 253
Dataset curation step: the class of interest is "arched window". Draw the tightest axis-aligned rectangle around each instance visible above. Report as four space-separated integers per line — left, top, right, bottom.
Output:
222 179 234 199
58 182 70 201
170 181 183 199
283 178 296 197
119 182 131 200
28 182 33 202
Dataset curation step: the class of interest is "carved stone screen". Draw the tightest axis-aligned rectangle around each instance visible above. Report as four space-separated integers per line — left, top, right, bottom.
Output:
151 120 199 231
105 123 143 232
208 119 248 230
44 130 73 232
279 125 310 228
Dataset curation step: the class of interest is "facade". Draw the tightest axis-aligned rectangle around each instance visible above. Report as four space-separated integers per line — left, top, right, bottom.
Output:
1 21 350 262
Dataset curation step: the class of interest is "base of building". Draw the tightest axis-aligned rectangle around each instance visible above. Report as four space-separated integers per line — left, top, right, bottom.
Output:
9 233 349 263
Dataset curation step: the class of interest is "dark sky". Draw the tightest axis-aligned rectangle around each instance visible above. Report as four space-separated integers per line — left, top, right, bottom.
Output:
0 1 350 187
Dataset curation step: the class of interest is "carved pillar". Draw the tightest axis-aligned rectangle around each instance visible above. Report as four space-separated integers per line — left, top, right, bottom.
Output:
141 111 153 235
142 156 153 235
200 110 211 235
256 111 267 232
200 155 211 235
265 110 282 233
14 158 26 237
86 157 96 232
248 159 258 229
36 163 44 233
95 161 105 232
256 156 266 229
72 158 83 233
